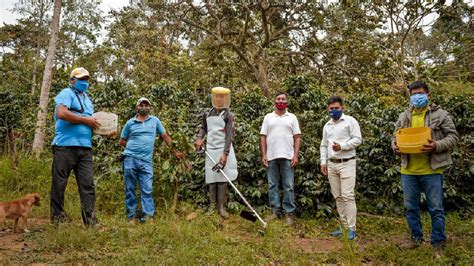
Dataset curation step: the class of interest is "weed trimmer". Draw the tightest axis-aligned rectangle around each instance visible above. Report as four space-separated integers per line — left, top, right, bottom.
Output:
197 149 267 229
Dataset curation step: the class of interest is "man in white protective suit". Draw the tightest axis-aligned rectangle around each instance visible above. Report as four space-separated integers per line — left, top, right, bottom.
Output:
195 87 238 219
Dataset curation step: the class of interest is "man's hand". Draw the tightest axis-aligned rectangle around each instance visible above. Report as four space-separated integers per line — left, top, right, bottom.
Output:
106 131 118 139
261 155 268 168
291 155 299 167
212 162 225 172
320 164 328 176
119 138 127 147
421 139 436 153
219 153 228 166
332 142 341 151
393 142 401 155
194 139 204 151
83 117 101 129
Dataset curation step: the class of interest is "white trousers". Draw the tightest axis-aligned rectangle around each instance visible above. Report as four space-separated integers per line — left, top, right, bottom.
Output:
328 159 357 230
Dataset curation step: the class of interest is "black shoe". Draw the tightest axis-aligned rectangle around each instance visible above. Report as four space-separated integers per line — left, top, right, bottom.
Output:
432 241 445 253
51 214 67 225
432 242 445 259
84 216 99 228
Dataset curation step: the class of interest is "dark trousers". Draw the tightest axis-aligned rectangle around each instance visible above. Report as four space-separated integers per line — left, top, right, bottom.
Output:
51 146 97 225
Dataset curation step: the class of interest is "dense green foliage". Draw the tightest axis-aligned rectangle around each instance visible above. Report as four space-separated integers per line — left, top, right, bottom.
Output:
1 76 472 217
0 1 473 217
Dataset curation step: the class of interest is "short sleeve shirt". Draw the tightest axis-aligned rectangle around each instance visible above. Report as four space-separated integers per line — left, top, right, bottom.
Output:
120 115 166 163
260 111 301 161
52 87 94 147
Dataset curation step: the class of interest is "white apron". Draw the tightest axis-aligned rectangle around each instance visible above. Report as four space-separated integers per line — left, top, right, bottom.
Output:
205 110 238 184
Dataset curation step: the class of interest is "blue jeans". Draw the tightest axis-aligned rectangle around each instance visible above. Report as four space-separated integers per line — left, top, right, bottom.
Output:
401 174 446 245
123 156 154 221
267 158 296 214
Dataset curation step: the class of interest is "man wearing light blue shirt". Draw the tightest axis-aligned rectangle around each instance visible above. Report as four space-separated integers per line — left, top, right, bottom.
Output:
51 67 101 226
320 96 362 240
120 97 183 224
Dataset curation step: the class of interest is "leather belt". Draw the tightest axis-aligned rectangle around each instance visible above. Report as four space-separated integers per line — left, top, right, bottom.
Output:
329 157 355 163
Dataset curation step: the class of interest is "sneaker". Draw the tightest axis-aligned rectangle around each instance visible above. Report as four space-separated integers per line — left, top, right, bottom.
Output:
127 218 137 225
348 229 357 240
330 228 342 237
285 214 294 225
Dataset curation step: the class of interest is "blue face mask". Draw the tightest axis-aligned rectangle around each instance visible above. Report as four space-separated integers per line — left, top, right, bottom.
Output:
410 94 428 108
329 109 343 120
73 79 90 92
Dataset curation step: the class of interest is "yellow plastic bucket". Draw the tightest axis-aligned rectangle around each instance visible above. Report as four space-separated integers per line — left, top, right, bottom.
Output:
396 127 431 154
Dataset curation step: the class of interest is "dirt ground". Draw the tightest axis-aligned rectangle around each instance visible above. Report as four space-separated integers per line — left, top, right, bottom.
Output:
0 218 49 259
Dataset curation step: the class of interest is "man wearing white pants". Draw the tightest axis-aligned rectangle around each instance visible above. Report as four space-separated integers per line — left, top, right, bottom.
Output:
320 96 362 240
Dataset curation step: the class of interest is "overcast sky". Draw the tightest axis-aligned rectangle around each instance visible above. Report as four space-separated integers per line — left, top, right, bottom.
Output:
0 0 130 25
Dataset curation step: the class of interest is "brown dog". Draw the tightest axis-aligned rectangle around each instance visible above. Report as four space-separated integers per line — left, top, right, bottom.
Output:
0 193 41 233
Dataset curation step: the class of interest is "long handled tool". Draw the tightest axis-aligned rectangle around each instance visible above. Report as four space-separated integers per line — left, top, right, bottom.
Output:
198 149 267 228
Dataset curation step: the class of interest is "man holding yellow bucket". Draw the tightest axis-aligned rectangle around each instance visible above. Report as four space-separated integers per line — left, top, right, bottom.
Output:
392 81 458 252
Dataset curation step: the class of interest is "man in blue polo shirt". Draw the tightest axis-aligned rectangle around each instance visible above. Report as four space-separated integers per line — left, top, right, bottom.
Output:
51 67 101 226
120 97 183 224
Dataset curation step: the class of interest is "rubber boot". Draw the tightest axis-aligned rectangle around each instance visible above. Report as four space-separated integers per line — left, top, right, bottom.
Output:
217 182 229 219
206 183 217 215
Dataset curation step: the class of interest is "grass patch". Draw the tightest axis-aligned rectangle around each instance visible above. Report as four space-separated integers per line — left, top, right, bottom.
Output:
0 154 472 264
1 206 472 264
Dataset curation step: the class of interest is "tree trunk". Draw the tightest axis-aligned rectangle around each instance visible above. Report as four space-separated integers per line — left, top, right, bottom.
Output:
31 44 41 95
32 0 62 156
255 60 270 97
31 2 47 95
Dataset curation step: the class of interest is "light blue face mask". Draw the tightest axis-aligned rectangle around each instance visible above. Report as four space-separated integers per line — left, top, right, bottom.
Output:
73 79 90 92
410 94 429 108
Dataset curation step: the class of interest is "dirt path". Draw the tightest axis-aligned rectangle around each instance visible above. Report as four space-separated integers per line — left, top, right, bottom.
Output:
0 218 49 261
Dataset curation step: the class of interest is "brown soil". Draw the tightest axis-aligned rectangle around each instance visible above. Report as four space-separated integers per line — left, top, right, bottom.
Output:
294 238 342 253
0 218 49 262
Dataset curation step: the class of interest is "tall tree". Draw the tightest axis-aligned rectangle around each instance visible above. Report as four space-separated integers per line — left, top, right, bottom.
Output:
382 0 445 90
58 0 103 69
32 0 62 156
12 0 52 95
431 2 474 82
162 1 322 96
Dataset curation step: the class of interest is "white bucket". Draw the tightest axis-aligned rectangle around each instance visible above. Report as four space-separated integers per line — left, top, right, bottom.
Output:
92 112 118 135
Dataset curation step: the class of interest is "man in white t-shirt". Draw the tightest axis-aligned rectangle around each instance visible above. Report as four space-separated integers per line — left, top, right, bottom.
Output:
260 92 301 225
320 95 362 240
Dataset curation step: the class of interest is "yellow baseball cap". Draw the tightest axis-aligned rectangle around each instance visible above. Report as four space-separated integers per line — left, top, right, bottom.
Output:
211 87 231 95
70 67 90 79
